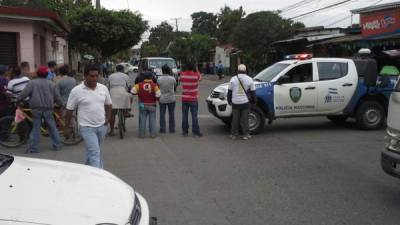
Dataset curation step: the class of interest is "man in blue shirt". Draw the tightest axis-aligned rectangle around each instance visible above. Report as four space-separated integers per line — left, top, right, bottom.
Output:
47 61 57 80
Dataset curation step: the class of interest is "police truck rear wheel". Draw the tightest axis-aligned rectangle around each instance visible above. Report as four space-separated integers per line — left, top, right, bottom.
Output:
356 101 385 130
249 106 265 134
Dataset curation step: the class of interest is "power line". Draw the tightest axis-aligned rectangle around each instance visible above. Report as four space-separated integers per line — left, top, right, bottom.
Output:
289 0 356 19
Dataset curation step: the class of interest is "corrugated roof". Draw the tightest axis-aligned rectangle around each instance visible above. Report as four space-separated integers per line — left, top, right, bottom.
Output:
351 1 400 14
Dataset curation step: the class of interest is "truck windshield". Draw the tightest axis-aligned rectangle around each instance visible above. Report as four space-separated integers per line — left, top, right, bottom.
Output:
254 63 290 82
149 59 176 69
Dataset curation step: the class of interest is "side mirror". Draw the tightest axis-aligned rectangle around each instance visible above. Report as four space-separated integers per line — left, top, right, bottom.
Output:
277 75 290 85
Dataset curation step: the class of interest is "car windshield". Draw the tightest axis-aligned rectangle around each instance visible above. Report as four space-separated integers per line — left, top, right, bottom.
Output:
254 63 290 82
149 59 176 69
0 155 13 175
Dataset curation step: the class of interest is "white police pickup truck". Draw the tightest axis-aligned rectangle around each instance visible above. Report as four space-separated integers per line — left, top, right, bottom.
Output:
206 54 398 134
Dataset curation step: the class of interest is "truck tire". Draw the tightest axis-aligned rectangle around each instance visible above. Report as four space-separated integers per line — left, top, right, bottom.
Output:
356 101 385 130
249 105 265 134
327 115 348 124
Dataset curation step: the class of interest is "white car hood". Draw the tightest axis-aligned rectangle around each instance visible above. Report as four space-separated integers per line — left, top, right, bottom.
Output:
0 156 134 225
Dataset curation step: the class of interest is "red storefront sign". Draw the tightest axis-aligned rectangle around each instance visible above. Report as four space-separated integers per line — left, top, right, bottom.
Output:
360 8 400 38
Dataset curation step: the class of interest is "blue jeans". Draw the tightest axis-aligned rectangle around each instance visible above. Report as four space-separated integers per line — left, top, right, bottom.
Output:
182 101 200 134
79 125 107 168
159 102 175 133
29 110 61 152
139 107 156 138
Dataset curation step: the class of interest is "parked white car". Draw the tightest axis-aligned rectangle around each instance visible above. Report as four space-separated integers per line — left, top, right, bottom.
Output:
118 62 138 74
0 154 150 225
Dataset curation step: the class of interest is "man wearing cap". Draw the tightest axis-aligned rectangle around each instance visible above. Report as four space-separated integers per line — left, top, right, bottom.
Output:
227 64 256 140
17 66 63 153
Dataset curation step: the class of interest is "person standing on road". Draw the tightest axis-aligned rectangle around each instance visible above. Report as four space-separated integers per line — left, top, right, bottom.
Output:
0 65 10 117
46 61 57 81
17 66 63 153
131 71 161 138
6 66 30 104
157 64 176 133
64 65 112 168
55 64 76 110
180 62 203 137
108 64 132 136
217 60 224 80
227 64 256 140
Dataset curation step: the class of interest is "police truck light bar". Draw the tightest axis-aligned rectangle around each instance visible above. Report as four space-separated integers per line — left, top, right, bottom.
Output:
285 54 313 60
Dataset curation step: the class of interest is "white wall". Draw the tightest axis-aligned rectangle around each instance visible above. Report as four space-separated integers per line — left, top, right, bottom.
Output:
214 46 230 69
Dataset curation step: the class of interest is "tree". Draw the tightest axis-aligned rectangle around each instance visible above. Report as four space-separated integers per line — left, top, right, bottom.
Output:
68 7 147 59
191 11 217 37
140 42 159 57
0 0 92 19
217 6 245 44
148 21 175 54
231 11 304 72
169 34 216 63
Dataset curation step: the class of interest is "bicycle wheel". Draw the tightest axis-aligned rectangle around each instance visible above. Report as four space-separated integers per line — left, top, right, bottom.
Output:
60 113 82 145
0 116 30 148
118 109 124 139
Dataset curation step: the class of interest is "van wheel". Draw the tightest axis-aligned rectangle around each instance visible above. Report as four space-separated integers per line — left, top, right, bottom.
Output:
327 115 348 124
249 105 265 134
356 101 385 130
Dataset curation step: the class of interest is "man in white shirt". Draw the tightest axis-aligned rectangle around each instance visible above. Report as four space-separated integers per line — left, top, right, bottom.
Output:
64 65 112 168
227 64 256 140
6 66 30 103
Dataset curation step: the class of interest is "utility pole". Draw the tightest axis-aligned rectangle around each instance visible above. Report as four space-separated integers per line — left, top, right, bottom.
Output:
96 0 100 9
170 17 182 32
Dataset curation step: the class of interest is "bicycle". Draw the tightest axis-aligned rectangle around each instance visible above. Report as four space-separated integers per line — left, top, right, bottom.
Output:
115 109 129 139
0 108 82 148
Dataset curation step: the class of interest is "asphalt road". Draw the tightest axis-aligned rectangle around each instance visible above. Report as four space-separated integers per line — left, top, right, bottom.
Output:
1 75 400 225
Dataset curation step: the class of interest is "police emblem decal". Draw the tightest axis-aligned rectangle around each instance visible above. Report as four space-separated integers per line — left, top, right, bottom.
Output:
290 87 302 103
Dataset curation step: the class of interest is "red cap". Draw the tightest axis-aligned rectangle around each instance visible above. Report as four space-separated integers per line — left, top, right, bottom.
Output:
37 66 49 76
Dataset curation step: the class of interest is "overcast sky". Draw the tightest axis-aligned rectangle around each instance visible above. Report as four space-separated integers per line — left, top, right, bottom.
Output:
96 0 398 39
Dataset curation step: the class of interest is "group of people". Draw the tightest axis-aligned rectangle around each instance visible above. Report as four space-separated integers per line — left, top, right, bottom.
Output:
0 58 255 169
0 61 77 153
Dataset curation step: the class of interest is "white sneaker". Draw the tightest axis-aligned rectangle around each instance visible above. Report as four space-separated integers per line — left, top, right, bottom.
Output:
242 135 251 140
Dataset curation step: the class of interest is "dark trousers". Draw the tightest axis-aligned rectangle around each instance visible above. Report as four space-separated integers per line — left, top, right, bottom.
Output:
231 103 250 136
159 102 175 132
182 101 200 134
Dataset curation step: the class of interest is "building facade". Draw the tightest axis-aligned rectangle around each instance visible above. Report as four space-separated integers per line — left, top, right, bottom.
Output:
0 6 69 70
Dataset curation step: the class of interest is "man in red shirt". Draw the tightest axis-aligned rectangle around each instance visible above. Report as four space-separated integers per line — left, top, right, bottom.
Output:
132 71 161 138
180 62 202 137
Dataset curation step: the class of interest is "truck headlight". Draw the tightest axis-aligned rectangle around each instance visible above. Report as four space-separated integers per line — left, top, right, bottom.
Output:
386 127 400 152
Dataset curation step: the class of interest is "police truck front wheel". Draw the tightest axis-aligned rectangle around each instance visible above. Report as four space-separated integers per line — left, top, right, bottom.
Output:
249 106 265 134
356 101 385 130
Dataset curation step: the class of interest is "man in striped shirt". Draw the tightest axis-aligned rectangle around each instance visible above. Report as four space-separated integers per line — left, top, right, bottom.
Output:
6 66 30 103
180 62 203 137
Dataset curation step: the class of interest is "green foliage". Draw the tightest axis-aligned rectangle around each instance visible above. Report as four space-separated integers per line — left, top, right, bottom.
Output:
191 11 218 37
68 7 147 59
217 6 245 44
0 0 92 18
169 34 217 63
232 11 304 72
140 42 159 57
148 21 175 54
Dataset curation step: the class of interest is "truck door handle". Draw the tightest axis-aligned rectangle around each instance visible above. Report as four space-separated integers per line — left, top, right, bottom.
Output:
305 86 315 90
342 83 353 87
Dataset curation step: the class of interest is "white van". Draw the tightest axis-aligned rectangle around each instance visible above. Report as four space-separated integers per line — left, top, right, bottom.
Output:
138 57 179 77
381 77 400 178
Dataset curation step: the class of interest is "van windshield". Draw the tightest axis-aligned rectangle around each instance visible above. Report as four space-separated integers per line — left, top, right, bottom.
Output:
149 59 176 69
254 63 290 82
